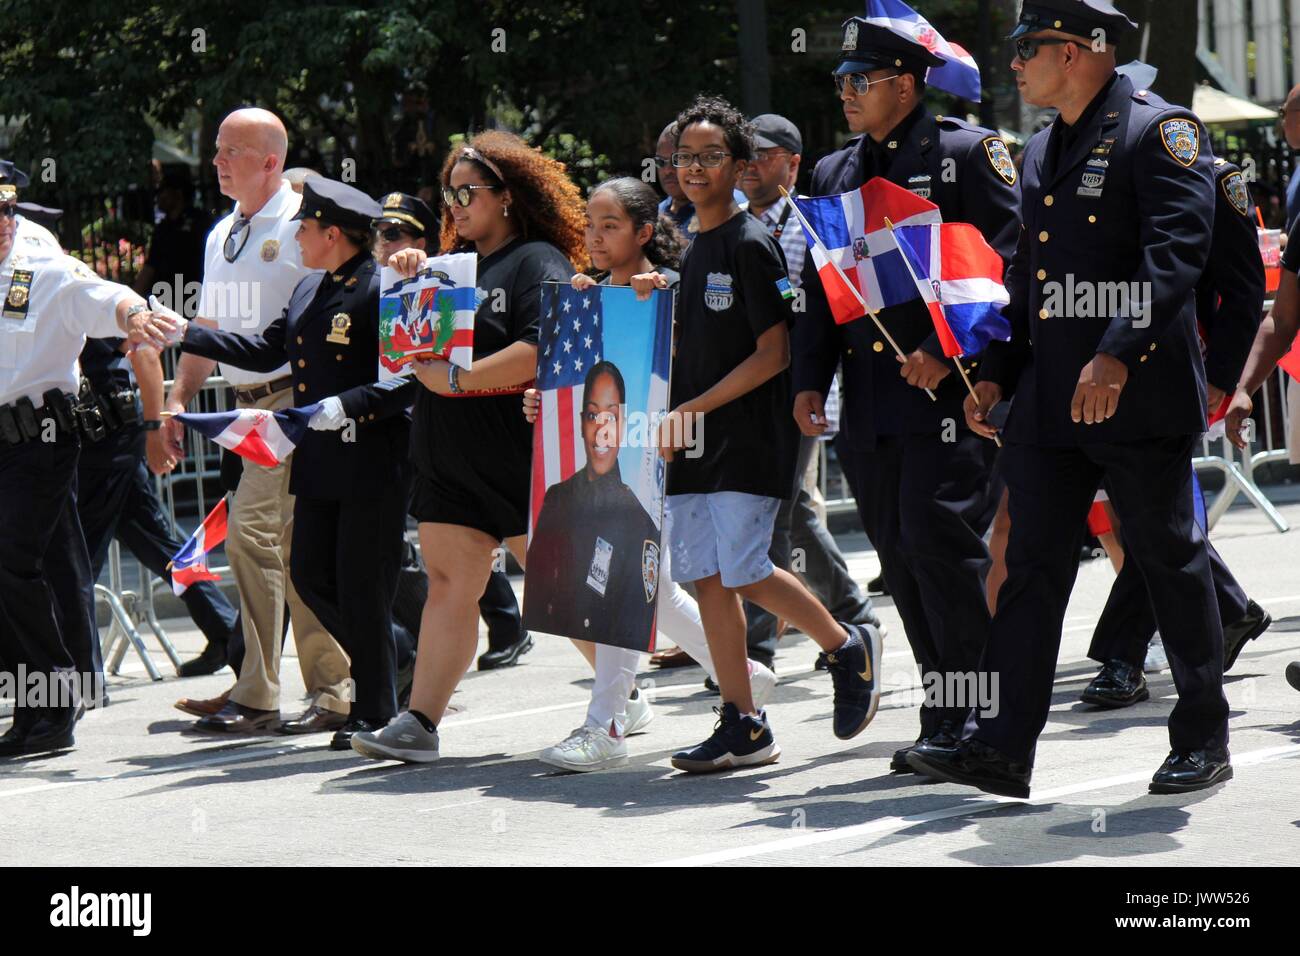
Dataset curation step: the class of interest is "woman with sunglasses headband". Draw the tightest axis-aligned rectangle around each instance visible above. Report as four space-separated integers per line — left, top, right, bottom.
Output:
351 131 587 763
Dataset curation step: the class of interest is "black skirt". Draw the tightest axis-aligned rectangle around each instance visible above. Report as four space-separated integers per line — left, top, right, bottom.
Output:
407 389 533 541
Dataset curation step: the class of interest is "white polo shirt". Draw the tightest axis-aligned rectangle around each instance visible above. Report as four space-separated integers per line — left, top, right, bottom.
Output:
198 180 317 386
1 247 134 407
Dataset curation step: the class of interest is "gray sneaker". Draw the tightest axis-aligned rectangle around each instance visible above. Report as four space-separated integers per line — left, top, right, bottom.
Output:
350 711 441 763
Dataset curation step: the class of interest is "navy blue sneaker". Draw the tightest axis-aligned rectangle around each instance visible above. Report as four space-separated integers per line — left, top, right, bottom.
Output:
670 703 781 773
818 622 883 740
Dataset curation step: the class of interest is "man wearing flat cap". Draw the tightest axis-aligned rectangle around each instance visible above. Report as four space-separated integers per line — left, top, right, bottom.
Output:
910 0 1233 798
792 14 1021 769
162 177 420 749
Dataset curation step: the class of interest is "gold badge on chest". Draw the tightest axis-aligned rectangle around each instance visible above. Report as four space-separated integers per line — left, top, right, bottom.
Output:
261 239 280 262
326 312 352 345
3 269 34 321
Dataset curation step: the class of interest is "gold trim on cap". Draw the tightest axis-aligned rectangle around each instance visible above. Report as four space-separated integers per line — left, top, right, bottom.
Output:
0 185 16 202
380 210 424 232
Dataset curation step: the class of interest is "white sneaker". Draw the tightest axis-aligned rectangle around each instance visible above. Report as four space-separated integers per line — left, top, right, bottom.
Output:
351 711 440 763
1144 634 1169 674
624 690 655 735
539 725 628 772
749 660 778 709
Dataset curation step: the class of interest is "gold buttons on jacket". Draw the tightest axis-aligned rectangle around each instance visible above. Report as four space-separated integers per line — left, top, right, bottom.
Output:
1039 308 1050 320
298 383 306 392
846 347 854 356
872 341 884 353
1088 215 1097 223
1149 343 1157 351
297 359 306 368
1039 230 1049 242
336 354 343 361
1043 195 1054 206
1037 269 1047 280
1140 355 1148 363
296 336 303 344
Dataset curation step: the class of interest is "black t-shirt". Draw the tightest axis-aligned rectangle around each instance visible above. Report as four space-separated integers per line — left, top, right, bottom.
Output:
145 207 212 309
1281 217 1300 273
410 238 573 485
667 211 798 498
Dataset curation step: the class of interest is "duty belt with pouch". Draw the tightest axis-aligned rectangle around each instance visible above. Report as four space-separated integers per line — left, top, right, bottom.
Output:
79 376 140 440
0 389 78 449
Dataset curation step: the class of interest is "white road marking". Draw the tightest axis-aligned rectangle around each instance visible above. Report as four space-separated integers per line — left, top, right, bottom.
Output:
649 743 1300 867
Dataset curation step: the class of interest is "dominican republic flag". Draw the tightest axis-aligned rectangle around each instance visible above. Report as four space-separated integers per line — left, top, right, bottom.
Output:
886 222 1011 357
168 497 228 596
529 282 673 533
378 252 478 378
864 0 982 102
793 177 941 325
175 404 320 468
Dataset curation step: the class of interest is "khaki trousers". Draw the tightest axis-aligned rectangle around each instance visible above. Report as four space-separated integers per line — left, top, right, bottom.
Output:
225 389 351 714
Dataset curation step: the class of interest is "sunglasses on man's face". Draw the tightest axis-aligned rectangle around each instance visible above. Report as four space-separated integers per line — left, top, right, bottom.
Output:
441 184 501 208
0 203 17 220
1014 36 1072 61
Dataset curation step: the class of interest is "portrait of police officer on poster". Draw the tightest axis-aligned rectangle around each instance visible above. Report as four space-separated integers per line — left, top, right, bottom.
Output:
524 283 673 652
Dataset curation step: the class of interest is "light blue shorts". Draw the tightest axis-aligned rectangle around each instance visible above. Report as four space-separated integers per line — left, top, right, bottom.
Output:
664 492 780 589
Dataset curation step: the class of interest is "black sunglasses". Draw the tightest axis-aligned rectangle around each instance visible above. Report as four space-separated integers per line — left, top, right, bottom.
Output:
0 203 16 219
223 216 251 262
441 184 502 208
374 224 418 242
1014 37 1072 61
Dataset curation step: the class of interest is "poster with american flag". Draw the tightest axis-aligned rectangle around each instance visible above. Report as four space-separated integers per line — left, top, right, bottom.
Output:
523 282 674 651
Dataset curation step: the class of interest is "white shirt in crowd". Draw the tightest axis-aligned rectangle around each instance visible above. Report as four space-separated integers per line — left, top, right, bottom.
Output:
198 179 319 387
0 245 133 407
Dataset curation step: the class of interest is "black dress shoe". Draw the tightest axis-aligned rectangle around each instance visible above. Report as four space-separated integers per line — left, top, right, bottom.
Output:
0 707 76 757
330 718 380 751
907 738 1032 799
866 574 889 596
1080 659 1149 709
1149 749 1233 793
1223 600 1271 672
1287 661 1300 693
194 700 279 734
892 721 959 773
178 643 229 678
477 633 534 671
278 703 348 735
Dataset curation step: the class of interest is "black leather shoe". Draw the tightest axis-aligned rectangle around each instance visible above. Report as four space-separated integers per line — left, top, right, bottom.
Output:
1149 749 1233 793
892 721 959 773
1223 600 1271 672
1287 661 1300 693
330 718 380 751
194 700 279 734
907 738 1032 799
178 643 229 678
477 633 534 671
0 707 76 757
278 703 347 735
1080 659 1149 708
866 574 889 596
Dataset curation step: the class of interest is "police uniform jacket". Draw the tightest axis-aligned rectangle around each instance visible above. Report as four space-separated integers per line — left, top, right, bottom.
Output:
793 107 1022 445
1198 158 1265 393
980 73 1215 445
182 253 416 500
525 465 659 650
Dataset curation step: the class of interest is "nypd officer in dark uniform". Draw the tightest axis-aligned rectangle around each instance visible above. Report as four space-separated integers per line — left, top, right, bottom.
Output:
1084 149 1271 707
525 360 658 649
911 0 1232 796
792 16 1021 767
166 178 418 749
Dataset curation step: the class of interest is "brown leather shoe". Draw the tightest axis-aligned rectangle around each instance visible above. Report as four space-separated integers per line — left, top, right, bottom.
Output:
277 703 348 735
650 646 697 669
193 700 279 734
175 689 231 719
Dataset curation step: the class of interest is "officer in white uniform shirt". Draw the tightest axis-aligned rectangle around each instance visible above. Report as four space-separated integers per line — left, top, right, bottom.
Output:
161 107 351 735
0 179 168 757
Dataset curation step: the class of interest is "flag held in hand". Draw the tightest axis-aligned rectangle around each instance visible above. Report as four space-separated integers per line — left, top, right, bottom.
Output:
174 404 320 468
168 497 228 596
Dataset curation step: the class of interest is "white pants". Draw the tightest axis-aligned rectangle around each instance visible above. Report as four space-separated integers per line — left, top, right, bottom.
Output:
587 550 720 734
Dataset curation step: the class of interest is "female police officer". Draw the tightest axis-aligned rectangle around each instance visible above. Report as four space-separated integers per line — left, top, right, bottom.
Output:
158 178 417 750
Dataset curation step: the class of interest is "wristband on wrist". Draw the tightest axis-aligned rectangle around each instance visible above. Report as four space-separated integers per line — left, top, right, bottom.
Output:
142 420 162 431
448 364 463 394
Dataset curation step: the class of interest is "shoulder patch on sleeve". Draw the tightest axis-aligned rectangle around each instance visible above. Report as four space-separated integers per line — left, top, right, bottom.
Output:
1158 118 1200 167
1221 170 1251 217
982 137 1017 186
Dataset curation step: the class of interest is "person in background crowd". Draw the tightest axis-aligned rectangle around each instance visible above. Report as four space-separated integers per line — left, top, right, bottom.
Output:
739 112 883 679
133 166 212 318
351 132 585 763
1280 83 1300 234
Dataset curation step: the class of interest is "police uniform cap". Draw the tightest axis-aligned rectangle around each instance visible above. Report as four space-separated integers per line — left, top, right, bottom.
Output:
376 191 436 237
0 159 30 188
1115 59 1159 90
291 178 383 231
15 202 63 231
1007 0 1138 41
836 17 944 76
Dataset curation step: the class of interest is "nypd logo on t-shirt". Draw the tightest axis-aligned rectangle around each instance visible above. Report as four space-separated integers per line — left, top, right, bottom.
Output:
704 272 734 311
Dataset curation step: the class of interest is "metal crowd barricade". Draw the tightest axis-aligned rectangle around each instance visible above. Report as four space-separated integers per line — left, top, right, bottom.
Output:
94 374 236 679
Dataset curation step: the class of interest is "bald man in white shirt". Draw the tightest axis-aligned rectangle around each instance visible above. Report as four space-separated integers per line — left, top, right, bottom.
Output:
163 108 350 734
